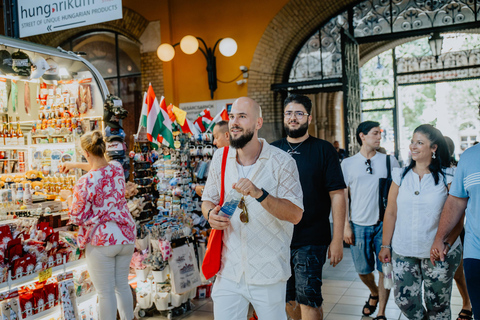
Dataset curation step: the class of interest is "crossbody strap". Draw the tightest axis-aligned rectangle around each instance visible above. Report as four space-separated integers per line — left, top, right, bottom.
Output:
219 146 229 206
386 155 391 179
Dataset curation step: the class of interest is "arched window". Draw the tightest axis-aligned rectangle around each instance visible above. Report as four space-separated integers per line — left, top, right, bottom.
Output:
61 31 143 141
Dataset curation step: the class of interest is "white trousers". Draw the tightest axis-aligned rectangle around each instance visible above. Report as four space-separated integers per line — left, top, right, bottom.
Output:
86 244 135 320
212 275 287 320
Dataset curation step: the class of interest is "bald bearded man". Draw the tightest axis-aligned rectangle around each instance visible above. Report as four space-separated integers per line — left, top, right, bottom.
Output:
202 97 304 320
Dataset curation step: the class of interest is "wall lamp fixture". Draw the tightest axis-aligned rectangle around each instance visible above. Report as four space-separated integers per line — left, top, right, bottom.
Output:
429 32 443 62
157 35 238 99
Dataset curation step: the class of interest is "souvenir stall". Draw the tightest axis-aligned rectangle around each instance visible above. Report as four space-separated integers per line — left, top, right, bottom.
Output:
127 120 215 317
0 34 114 320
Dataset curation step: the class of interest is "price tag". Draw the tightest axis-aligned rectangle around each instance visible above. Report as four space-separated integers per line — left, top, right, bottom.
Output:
38 268 52 282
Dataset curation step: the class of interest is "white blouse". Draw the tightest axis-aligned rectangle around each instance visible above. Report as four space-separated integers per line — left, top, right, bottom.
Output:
391 167 460 258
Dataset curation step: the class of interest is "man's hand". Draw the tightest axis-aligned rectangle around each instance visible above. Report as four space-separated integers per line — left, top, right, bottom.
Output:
208 206 231 230
430 239 448 265
344 223 355 245
233 178 262 199
379 248 391 263
328 239 343 267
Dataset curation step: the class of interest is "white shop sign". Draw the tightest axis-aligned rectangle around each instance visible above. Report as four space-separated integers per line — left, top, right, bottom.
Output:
180 98 235 121
17 0 123 38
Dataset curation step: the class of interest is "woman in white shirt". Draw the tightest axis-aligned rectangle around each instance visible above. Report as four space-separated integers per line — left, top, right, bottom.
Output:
379 124 463 320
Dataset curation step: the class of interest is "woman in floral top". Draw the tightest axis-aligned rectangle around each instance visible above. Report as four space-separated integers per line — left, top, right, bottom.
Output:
60 131 136 320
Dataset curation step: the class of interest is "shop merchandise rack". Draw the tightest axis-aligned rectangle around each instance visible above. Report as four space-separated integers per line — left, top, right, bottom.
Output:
134 234 199 319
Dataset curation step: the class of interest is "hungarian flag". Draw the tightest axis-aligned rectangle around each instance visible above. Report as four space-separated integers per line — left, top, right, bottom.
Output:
193 109 213 133
140 84 175 148
206 107 229 132
180 118 200 136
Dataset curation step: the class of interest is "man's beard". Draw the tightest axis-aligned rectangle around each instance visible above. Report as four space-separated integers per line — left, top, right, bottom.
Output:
229 126 255 149
284 121 309 138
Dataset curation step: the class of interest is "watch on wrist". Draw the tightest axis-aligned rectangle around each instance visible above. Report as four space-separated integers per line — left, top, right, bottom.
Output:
256 188 269 203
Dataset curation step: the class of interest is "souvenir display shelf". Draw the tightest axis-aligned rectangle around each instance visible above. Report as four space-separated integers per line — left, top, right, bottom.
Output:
0 35 110 320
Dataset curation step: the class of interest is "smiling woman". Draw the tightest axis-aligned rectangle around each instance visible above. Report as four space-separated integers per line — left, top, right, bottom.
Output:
379 124 460 319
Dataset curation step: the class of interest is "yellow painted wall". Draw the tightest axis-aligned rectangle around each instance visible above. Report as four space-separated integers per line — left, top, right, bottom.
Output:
123 0 289 105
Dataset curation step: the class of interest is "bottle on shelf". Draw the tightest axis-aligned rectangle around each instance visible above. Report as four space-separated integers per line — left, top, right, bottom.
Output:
9 184 16 209
16 117 24 146
9 116 17 146
4 116 11 145
16 183 24 207
23 183 32 206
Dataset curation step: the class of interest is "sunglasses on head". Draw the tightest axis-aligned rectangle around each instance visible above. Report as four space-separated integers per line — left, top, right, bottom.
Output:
365 159 372 174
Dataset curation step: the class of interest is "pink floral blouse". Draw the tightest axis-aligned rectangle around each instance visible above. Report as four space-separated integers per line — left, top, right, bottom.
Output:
69 161 136 249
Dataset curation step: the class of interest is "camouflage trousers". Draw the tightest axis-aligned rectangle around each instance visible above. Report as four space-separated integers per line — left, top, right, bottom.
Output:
392 245 462 320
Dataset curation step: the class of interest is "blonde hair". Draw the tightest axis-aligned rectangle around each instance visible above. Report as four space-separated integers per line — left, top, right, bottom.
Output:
81 131 106 157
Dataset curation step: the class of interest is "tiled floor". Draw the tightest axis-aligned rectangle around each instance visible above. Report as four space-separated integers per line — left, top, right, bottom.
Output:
142 248 467 319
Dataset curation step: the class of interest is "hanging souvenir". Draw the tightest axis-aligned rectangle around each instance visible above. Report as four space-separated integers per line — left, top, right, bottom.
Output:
0 78 7 113
11 80 18 114
24 81 30 115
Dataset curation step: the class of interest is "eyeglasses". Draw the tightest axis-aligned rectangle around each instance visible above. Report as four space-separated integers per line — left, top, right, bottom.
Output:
365 159 373 174
283 111 309 120
238 197 249 223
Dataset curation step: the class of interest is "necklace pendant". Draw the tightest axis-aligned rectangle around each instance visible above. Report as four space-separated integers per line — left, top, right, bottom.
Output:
288 150 300 155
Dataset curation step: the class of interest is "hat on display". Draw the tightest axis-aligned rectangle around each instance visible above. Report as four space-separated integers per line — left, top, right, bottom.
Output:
106 135 125 143
105 126 126 139
31 56 49 79
0 50 15 75
42 58 60 81
11 50 32 77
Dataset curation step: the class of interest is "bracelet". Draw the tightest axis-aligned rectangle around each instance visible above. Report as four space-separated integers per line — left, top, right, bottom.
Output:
381 245 392 249
207 208 214 220
444 242 452 250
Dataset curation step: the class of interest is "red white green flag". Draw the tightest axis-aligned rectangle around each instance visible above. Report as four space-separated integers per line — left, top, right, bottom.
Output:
193 109 213 133
140 84 175 148
206 107 229 132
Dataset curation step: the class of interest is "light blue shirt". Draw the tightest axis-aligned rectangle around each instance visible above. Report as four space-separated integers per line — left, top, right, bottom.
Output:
449 144 480 260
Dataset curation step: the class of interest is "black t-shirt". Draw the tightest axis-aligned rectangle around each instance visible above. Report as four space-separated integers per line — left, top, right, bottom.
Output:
271 136 346 248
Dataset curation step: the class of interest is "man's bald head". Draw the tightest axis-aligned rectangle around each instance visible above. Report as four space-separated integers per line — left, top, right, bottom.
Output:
229 97 263 149
232 97 262 119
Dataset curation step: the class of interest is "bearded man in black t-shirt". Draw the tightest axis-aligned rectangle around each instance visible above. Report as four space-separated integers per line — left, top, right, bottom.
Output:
272 94 346 320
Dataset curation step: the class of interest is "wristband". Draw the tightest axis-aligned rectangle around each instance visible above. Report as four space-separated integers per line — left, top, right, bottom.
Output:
381 245 391 249
256 188 269 203
444 242 452 250
207 208 214 220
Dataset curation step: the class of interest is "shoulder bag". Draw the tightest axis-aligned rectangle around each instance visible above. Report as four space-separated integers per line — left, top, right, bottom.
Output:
378 155 392 221
201 146 229 279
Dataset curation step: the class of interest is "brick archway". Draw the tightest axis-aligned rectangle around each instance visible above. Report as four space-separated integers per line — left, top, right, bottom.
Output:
248 0 362 141
250 0 480 142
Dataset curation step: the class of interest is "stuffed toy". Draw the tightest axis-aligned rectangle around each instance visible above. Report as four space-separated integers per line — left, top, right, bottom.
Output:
31 181 44 193
25 170 43 181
